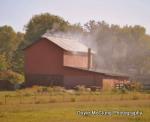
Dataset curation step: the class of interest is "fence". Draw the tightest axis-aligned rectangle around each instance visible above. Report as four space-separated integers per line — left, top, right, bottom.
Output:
0 91 150 105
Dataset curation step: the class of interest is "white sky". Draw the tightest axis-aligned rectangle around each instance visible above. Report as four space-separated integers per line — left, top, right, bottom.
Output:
0 0 150 34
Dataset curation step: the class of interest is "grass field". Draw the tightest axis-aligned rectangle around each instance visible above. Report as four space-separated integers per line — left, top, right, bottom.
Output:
0 87 149 122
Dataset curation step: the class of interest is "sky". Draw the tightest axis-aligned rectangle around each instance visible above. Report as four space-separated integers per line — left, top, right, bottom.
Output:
0 0 150 34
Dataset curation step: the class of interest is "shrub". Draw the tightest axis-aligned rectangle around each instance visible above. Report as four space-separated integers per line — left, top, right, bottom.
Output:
70 97 76 102
66 90 75 95
112 87 128 94
0 101 3 105
86 88 91 92
75 85 86 92
111 81 142 94
0 70 24 89
23 93 32 97
0 112 6 118
75 91 81 96
41 87 48 93
32 85 42 93
35 101 40 104
53 86 65 92
132 94 139 100
125 81 142 91
6 70 24 84
49 98 56 103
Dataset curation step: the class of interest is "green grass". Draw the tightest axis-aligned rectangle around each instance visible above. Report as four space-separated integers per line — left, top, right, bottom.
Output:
0 89 149 122
0 100 149 122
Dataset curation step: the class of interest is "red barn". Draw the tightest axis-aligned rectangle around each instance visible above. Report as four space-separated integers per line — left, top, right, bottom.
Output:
24 32 129 89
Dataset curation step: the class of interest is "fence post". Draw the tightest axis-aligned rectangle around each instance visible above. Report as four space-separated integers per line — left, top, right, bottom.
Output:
62 93 64 102
4 95 7 104
34 93 36 104
19 94 22 104
49 92 52 102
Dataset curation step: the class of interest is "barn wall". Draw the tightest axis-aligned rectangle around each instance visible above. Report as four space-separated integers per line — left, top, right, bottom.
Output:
0 80 14 90
63 51 91 69
24 38 64 74
63 67 103 88
25 74 64 87
24 38 64 87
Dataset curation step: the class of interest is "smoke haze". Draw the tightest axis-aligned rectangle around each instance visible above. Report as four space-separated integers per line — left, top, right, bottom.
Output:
46 21 150 77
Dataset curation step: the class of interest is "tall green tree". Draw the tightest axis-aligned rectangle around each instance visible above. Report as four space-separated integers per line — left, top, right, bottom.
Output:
0 25 24 69
0 54 8 71
11 32 25 74
24 13 70 45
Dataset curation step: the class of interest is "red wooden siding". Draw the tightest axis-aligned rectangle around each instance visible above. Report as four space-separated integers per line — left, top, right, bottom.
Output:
24 38 64 75
63 51 88 68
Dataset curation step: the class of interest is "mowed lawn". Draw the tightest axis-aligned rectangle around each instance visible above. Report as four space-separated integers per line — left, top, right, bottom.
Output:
0 90 149 122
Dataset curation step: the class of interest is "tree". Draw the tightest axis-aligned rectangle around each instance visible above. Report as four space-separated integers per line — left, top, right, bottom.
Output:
11 32 25 74
0 54 8 71
0 26 24 70
0 26 19 58
24 13 70 45
67 23 84 34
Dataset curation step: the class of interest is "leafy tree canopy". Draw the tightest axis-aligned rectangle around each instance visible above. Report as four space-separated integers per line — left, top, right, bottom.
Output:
24 13 70 45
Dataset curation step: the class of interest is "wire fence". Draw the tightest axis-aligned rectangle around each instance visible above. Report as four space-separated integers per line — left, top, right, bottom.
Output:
0 91 150 105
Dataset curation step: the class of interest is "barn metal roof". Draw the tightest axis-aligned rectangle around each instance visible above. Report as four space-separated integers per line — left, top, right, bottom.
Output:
42 32 95 53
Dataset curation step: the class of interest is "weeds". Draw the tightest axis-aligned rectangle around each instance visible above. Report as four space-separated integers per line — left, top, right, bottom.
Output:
0 86 149 105
70 97 76 102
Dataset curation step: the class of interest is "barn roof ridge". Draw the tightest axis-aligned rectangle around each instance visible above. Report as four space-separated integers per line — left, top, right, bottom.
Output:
42 32 96 54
